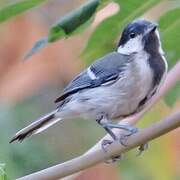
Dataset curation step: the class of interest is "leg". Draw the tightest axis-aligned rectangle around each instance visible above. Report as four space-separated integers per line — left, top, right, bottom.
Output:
103 126 117 140
96 114 148 163
102 123 138 137
96 115 138 144
96 114 137 163
96 115 123 163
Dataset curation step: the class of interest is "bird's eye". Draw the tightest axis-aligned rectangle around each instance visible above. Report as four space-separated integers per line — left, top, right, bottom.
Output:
129 32 136 39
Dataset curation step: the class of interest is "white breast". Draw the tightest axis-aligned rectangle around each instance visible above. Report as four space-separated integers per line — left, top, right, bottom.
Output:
133 51 153 98
108 51 153 117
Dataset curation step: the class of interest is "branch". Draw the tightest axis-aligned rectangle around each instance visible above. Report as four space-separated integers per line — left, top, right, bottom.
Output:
17 112 180 180
17 62 180 180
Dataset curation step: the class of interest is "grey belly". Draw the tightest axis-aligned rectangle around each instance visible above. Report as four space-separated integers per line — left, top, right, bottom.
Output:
58 53 154 120
60 76 152 120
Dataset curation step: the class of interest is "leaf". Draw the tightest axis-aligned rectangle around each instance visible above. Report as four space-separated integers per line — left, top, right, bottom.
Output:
158 8 180 106
82 0 162 64
25 0 102 60
48 0 101 42
159 8 180 68
0 164 7 180
0 0 47 23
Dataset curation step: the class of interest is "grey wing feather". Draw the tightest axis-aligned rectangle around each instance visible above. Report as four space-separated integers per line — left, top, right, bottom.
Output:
55 52 130 103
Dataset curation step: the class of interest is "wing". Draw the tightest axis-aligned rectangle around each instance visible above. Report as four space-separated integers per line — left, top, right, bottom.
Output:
55 52 130 103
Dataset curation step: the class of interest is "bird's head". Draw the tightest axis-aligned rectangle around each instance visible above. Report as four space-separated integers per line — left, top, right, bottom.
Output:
117 19 164 55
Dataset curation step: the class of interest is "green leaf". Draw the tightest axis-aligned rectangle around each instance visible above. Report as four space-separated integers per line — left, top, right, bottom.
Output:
159 8 180 68
0 0 47 23
82 0 162 64
48 0 101 42
158 8 180 106
25 0 102 60
0 164 7 180
164 82 180 106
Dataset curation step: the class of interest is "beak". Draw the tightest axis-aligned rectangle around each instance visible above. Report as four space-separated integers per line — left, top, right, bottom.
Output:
145 23 158 35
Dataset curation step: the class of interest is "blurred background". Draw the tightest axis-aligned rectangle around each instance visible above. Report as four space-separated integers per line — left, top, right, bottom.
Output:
0 0 179 179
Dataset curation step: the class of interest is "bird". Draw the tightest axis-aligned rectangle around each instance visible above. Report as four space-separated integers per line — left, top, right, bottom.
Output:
10 19 168 146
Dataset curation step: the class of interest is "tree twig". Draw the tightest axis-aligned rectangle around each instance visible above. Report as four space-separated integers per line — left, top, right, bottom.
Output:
17 111 180 180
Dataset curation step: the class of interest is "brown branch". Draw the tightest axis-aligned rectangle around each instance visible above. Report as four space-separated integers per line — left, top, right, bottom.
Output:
17 111 180 180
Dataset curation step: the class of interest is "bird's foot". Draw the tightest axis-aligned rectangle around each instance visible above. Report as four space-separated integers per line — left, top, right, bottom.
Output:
102 123 138 138
96 115 138 141
101 139 123 163
123 126 138 137
118 127 139 146
101 139 113 152
106 154 124 163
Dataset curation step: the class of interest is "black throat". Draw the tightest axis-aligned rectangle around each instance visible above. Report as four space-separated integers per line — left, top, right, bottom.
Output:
144 32 167 88
148 53 166 87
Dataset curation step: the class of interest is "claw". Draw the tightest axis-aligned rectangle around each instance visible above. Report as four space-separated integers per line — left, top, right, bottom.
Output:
105 154 124 164
119 127 138 147
101 139 113 152
102 123 138 137
101 139 123 163
124 127 138 137
119 134 128 146
136 143 149 156
96 115 138 141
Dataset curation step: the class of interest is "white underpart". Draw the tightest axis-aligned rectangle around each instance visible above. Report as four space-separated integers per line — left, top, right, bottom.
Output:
87 67 97 80
155 29 165 56
135 51 153 94
117 35 144 55
155 29 168 74
154 29 168 96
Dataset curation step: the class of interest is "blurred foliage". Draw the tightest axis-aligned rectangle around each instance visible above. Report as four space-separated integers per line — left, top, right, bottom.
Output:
48 0 100 42
25 0 102 59
159 8 180 106
0 0 47 23
0 0 179 180
159 8 180 69
0 88 103 179
0 164 7 180
82 0 162 63
165 82 180 106
0 102 56 178
125 105 176 180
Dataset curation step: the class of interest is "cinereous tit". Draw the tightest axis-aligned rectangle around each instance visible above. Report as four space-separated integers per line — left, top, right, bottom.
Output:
10 19 167 147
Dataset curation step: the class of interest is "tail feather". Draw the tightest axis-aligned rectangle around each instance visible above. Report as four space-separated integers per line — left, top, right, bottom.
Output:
10 110 61 143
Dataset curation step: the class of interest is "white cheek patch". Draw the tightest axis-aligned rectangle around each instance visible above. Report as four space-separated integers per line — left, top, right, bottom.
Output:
117 35 143 55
